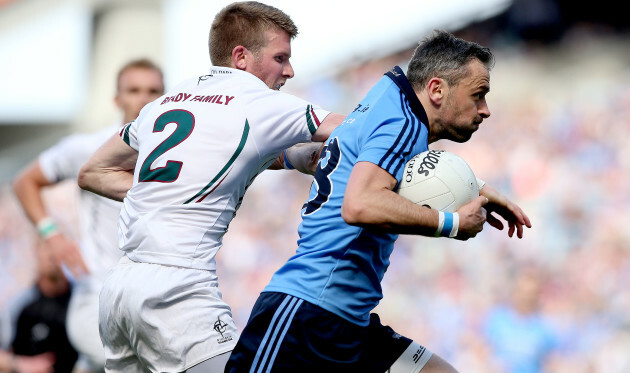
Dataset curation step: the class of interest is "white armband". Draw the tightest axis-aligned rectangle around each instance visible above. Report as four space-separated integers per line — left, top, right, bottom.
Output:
283 142 322 175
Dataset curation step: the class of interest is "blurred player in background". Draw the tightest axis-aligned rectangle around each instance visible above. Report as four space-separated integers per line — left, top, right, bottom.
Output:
2 242 77 373
78 2 344 372
0 241 75 373
12 59 165 373
483 265 557 372
226 30 531 373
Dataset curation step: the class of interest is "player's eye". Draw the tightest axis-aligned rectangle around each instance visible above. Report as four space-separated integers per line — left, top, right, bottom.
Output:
275 56 285 63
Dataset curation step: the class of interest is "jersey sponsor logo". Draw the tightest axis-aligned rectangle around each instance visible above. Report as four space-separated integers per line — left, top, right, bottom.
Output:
209 69 233 75
160 92 235 106
352 103 370 113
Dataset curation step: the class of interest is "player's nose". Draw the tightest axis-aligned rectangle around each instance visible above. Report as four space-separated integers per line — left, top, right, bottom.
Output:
478 99 490 119
284 62 295 79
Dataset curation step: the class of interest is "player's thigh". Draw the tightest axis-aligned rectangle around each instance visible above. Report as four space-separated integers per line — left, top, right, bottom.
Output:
98 264 149 373
360 314 429 372
185 351 231 373
230 293 379 372
101 258 237 372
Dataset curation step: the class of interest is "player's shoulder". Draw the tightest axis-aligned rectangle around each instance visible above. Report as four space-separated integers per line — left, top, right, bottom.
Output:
51 123 119 150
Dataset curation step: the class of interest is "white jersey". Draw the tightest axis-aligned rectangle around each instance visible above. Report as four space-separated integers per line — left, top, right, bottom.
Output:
39 124 124 282
119 66 330 271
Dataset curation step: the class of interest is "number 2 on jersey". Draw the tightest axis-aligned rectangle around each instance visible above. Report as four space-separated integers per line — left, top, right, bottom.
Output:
139 110 195 183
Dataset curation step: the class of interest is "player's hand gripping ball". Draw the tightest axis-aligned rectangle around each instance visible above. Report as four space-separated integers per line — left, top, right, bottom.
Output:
396 150 478 212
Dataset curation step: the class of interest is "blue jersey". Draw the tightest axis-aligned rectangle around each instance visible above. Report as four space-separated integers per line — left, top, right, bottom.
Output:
265 66 430 326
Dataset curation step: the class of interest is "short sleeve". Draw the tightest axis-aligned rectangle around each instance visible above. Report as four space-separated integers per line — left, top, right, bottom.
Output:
245 89 331 153
119 120 139 151
39 125 121 183
120 101 156 151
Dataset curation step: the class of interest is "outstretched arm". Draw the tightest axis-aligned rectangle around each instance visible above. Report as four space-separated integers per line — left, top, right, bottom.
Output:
269 142 324 175
479 183 532 238
78 134 138 202
311 113 345 142
269 113 345 174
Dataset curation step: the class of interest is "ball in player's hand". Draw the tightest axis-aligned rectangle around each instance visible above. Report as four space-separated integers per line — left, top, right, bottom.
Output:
396 150 478 212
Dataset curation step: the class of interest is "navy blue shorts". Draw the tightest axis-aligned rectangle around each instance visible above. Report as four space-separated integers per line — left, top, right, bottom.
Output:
226 292 413 372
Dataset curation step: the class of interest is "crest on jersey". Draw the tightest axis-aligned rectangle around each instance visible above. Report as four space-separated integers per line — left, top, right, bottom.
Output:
214 316 234 344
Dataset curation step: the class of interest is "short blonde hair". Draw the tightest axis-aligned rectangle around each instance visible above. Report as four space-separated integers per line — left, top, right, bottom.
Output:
209 1 298 67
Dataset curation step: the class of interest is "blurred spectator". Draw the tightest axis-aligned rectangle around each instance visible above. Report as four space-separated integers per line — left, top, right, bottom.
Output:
1 243 76 373
0 350 54 373
483 265 558 373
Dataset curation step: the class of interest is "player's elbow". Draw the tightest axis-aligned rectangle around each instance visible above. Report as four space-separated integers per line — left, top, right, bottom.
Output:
11 174 25 195
11 167 34 198
77 165 93 191
341 198 369 225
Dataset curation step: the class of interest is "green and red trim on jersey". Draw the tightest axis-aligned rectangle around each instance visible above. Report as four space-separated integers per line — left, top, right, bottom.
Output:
306 105 321 135
120 122 133 146
184 120 250 204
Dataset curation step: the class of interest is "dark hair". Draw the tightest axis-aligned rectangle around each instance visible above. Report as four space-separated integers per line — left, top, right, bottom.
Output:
406 30 494 90
209 1 298 67
116 58 164 92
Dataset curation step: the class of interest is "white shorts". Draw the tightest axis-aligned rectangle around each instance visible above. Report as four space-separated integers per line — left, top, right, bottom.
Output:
99 256 238 373
66 276 106 371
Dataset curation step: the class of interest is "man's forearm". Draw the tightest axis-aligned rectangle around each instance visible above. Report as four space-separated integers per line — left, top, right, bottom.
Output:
78 168 133 202
78 133 138 201
12 162 53 225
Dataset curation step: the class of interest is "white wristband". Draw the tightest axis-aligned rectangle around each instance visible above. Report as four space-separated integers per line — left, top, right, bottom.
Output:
36 217 59 240
435 211 459 238
476 177 486 191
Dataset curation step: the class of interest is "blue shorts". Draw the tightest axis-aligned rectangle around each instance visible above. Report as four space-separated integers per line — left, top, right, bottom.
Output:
226 292 414 372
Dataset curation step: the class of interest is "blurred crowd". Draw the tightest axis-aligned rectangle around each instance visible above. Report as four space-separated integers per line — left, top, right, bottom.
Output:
2 29 630 372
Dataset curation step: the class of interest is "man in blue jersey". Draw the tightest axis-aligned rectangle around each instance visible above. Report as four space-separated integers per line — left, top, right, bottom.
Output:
226 30 532 373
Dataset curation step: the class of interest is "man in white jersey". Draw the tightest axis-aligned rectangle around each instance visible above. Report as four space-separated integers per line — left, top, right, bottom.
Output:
78 2 344 372
12 59 165 373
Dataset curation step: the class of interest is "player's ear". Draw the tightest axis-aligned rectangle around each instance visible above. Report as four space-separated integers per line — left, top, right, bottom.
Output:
232 45 248 70
427 77 445 106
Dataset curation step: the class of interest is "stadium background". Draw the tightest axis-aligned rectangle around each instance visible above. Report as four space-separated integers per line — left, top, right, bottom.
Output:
1 0 629 371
